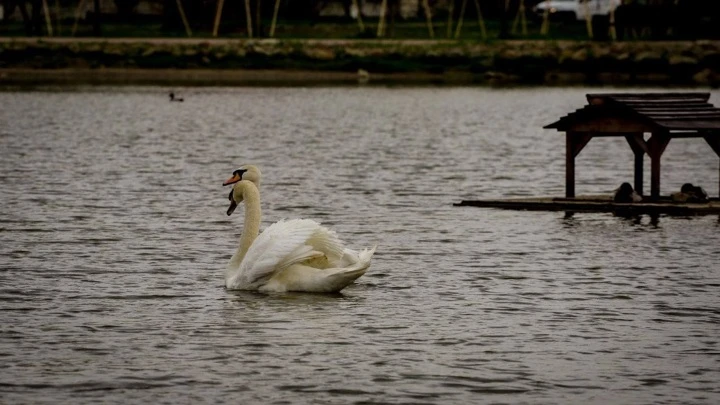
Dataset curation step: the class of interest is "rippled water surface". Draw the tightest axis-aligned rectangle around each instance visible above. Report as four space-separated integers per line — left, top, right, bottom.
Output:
1 86 719 404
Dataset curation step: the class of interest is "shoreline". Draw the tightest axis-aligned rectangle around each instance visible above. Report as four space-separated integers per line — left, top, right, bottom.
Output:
2 37 719 86
0 68 482 86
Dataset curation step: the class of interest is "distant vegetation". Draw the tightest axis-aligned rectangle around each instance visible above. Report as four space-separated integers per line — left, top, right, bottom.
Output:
0 0 718 40
2 37 719 87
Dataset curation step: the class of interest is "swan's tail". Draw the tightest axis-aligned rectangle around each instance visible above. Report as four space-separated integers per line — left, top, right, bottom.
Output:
358 245 377 264
324 245 377 290
262 245 376 293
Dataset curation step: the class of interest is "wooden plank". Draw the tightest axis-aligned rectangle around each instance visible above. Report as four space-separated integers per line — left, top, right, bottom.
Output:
617 95 709 100
646 117 720 121
587 93 710 104
615 97 708 102
610 93 709 99
653 120 720 130
622 98 710 102
587 132 650 137
634 107 716 112
643 111 720 117
565 116 656 133
454 197 720 215
593 91 708 96
667 132 716 139
639 111 717 116
632 102 713 106
605 92 710 98
621 102 709 108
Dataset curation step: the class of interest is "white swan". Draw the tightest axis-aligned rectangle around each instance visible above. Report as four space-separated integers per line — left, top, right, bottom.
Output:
222 165 376 293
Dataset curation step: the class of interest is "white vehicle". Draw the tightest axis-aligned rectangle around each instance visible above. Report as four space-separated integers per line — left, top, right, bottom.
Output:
533 0 621 21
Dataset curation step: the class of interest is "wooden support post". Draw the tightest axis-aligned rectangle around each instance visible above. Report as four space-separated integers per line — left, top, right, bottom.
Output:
650 155 660 199
634 151 644 196
625 133 648 196
566 133 575 198
704 135 720 197
648 132 670 200
565 132 593 198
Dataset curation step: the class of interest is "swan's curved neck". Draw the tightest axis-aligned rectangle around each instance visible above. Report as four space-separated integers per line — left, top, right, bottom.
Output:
232 181 261 266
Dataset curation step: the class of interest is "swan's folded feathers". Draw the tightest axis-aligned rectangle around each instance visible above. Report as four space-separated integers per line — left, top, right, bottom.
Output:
226 219 346 289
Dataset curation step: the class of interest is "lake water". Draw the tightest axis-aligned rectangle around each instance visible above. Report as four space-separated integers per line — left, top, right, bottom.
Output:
1 86 719 404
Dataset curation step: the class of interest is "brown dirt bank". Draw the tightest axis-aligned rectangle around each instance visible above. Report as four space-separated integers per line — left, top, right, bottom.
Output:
1 38 719 86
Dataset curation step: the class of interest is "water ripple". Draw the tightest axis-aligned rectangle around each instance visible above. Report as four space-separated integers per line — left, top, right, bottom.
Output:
1 87 719 404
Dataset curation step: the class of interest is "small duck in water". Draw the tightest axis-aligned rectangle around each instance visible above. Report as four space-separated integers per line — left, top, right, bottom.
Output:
169 92 184 102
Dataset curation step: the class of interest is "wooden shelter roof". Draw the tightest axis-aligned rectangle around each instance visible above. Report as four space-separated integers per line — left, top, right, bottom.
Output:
543 92 720 200
545 93 720 133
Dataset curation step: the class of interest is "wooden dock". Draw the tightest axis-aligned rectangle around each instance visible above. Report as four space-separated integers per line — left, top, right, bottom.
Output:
456 92 720 217
454 196 720 216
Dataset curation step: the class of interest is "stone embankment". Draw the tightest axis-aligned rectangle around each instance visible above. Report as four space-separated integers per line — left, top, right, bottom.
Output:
1 37 718 86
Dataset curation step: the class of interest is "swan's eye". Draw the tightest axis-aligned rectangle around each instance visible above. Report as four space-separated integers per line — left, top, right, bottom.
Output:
233 169 247 178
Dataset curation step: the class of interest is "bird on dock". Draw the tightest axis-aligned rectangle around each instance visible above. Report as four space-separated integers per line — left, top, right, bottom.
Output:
613 182 642 203
671 183 708 203
169 92 184 102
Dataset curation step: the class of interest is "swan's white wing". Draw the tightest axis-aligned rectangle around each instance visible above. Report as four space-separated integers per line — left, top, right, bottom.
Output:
305 226 345 264
227 219 324 289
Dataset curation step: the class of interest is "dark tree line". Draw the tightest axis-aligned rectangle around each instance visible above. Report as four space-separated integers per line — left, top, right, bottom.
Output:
2 0 719 38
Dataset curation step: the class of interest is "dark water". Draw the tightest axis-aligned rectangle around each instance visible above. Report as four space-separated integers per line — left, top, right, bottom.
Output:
1 86 719 404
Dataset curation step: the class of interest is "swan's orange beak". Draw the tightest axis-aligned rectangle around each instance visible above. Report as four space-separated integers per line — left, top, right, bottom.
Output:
223 173 242 186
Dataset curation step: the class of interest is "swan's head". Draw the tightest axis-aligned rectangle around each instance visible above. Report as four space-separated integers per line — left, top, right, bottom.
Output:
222 165 261 188
223 165 261 216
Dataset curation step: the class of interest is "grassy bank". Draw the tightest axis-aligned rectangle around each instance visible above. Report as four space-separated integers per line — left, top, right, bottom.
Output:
1 37 719 86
